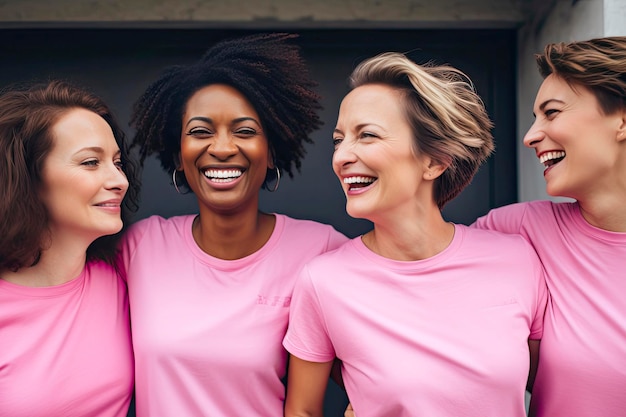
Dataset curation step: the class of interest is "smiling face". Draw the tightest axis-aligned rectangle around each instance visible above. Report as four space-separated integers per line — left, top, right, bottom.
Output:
179 84 272 215
40 108 128 245
524 74 626 201
332 84 435 223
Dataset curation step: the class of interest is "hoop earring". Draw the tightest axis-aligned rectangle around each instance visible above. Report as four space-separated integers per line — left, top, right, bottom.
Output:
267 167 281 192
172 169 182 194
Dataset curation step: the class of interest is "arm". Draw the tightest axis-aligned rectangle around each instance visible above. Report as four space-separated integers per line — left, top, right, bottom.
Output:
284 355 333 417
527 339 540 393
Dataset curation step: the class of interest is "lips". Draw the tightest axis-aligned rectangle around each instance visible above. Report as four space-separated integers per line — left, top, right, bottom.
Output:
343 175 377 190
538 151 565 168
203 168 243 183
94 200 122 207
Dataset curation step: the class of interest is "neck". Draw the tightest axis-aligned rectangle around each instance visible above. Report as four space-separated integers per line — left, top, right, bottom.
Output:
194 205 276 260
363 204 454 261
578 194 626 232
1 243 88 287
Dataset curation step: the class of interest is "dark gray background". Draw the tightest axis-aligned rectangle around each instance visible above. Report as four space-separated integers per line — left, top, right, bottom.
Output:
0 27 517 415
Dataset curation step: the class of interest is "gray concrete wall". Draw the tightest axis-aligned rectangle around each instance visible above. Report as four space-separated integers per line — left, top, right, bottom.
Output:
0 0 530 28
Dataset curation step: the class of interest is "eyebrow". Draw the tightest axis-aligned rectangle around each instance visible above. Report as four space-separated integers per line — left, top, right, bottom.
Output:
333 123 380 134
74 146 121 156
185 116 261 127
534 98 565 116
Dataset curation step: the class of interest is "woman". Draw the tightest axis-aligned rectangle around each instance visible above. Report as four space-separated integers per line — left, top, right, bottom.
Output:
118 33 347 416
473 36 626 417
0 80 139 416
283 52 547 417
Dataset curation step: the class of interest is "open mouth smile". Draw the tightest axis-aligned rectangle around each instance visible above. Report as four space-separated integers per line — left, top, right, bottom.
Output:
539 151 565 168
203 169 243 183
344 176 377 191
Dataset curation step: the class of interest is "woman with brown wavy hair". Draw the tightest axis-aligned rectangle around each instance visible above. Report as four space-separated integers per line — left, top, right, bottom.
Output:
0 80 139 416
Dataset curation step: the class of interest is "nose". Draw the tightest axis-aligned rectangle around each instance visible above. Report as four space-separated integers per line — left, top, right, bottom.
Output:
106 161 129 193
209 131 238 160
523 120 544 149
332 138 357 174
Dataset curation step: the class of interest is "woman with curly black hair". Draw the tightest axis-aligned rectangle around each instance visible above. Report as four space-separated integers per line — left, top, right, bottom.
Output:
117 33 347 416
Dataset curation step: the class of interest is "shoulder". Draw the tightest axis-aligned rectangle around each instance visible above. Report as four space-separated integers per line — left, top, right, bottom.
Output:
460 223 529 247
277 214 348 248
458 224 541 266
279 214 339 233
472 200 563 233
127 214 193 236
298 238 356 275
121 214 194 254
486 200 562 220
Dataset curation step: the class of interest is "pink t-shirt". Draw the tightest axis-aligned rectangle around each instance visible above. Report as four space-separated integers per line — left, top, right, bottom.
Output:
118 214 347 417
0 260 134 417
473 200 626 417
284 224 547 417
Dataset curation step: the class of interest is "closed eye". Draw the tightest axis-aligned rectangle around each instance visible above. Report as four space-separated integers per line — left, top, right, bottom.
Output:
234 127 258 137
544 109 559 119
186 127 213 138
359 131 379 139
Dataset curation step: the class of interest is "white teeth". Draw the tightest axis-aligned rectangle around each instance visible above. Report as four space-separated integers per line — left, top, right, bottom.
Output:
204 169 243 179
539 151 566 165
343 176 376 184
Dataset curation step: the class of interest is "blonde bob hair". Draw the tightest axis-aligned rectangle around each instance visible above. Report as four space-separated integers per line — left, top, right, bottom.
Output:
349 52 494 208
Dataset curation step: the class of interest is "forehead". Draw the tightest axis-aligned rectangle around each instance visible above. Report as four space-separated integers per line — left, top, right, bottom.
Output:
534 74 596 109
50 108 115 148
184 84 258 117
338 84 405 121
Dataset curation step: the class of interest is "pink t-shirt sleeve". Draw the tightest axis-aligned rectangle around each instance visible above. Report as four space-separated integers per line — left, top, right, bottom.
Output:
283 264 336 363
116 217 154 282
472 202 528 235
524 240 548 340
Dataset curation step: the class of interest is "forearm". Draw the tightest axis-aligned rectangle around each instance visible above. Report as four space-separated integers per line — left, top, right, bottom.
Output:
284 355 333 417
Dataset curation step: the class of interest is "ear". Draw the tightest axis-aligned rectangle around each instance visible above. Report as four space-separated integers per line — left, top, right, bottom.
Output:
267 147 275 169
422 157 449 181
617 108 626 142
174 153 183 171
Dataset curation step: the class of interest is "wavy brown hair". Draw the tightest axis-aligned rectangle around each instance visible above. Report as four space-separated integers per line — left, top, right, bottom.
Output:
0 80 140 272
536 36 626 115
130 32 322 191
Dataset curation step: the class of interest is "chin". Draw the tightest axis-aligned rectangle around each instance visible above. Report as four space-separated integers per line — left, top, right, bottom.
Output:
345 205 373 221
99 222 124 237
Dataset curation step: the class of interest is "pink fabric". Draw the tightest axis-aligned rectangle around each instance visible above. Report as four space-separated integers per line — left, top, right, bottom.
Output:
119 214 347 417
0 261 134 417
284 224 547 417
473 200 626 417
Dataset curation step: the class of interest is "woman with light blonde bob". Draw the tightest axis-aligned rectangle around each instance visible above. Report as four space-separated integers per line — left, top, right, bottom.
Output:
283 52 547 417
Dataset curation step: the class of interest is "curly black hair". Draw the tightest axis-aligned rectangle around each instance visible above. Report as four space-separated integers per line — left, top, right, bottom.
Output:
130 32 323 191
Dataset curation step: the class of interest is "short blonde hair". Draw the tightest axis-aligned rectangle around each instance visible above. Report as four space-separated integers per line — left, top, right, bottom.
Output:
349 52 494 208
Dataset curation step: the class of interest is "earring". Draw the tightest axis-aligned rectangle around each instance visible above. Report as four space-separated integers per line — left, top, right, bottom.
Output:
266 167 281 192
172 169 182 194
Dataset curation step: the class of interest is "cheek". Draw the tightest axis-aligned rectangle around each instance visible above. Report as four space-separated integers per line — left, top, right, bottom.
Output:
179 138 203 164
